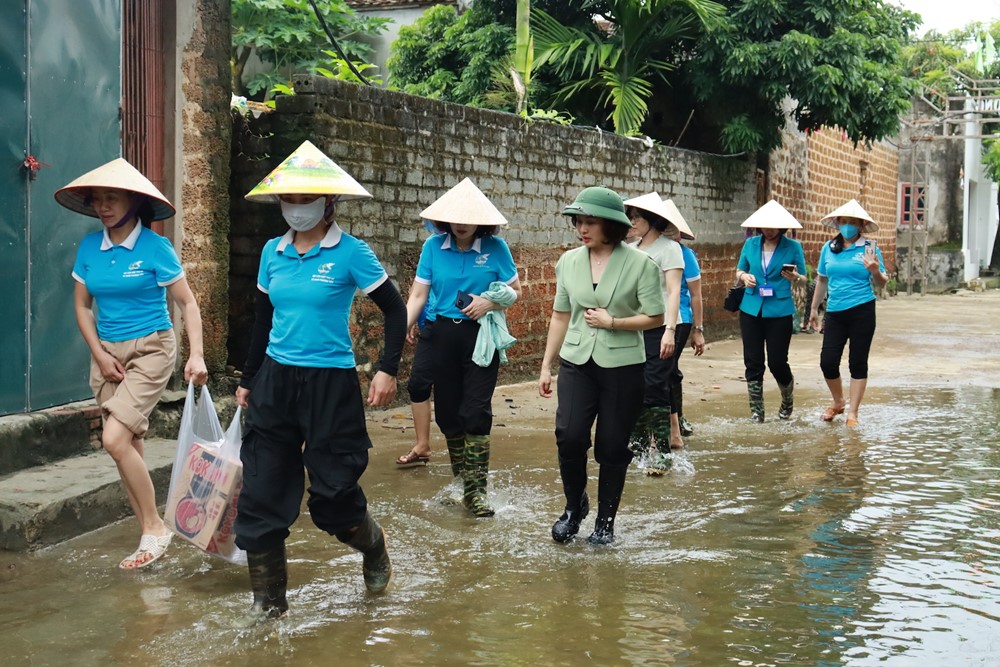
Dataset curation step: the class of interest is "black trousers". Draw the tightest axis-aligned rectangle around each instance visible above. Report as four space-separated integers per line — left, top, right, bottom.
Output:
406 321 434 403
739 312 793 384
555 358 645 466
821 300 876 380
431 318 499 437
235 357 370 553
668 323 692 414
641 326 672 407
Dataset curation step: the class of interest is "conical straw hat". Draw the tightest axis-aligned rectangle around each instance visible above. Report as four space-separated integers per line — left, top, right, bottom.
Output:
820 199 878 231
623 192 677 231
244 140 372 203
662 198 695 240
54 158 175 221
740 200 803 230
419 178 508 227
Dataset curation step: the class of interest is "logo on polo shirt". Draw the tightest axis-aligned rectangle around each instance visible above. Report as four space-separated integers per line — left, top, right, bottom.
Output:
122 260 147 278
312 262 336 284
475 253 490 266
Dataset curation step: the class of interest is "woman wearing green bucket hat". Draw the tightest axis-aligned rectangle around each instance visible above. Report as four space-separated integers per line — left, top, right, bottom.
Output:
537 186 665 545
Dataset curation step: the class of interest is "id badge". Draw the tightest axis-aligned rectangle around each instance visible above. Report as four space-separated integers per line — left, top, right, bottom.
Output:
758 286 774 297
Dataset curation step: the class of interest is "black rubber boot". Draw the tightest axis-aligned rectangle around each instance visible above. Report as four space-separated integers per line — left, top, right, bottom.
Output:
747 380 765 422
778 378 794 420
587 464 629 546
463 434 495 517
337 512 392 593
674 381 694 436
238 545 288 627
551 456 589 543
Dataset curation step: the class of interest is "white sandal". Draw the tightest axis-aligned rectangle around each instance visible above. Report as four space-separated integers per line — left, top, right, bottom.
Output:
120 533 172 570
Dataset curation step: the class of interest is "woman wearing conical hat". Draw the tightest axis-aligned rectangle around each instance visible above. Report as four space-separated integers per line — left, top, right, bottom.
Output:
537 187 665 546
403 178 522 518
660 198 704 449
809 199 887 426
57 158 209 570
234 140 407 621
621 192 684 475
734 200 806 422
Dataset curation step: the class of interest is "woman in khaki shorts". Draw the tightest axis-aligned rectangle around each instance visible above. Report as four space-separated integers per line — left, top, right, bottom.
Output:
56 158 208 569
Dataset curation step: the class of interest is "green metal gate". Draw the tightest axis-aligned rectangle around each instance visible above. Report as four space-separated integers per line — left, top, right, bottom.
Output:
0 0 121 414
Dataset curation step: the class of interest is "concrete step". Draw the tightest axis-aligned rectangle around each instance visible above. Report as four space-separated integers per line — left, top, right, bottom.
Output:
0 438 176 550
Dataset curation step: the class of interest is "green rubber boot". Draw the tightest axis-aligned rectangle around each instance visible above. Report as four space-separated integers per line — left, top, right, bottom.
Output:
463 434 495 518
235 545 288 628
628 407 652 457
747 380 765 422
778 379 794 420
445 433 466 478
337 512 392 594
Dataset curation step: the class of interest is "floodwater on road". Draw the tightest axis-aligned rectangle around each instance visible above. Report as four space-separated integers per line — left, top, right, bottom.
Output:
1 385 998 666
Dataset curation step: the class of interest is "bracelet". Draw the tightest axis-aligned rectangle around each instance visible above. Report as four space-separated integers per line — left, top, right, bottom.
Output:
610 317 615 330
666 325 675 331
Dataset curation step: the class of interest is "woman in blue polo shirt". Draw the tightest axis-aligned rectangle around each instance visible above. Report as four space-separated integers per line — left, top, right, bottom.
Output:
57 158 208 570
537 187 664 546
809 200 887 426
235 141 406 621
663 199 705 449
404 178 521 518
734 201 806 422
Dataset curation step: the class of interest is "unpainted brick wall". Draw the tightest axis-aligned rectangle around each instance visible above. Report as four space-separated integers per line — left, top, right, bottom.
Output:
229 77 900 387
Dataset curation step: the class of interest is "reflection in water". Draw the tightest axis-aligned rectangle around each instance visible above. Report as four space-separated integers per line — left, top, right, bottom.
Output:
0 388 997 666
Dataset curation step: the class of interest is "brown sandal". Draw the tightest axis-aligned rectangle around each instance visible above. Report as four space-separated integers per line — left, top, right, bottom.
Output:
821 406 845 422
395 448 430 468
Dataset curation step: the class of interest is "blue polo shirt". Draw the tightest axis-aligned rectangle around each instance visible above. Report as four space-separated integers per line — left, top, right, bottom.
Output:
258 224 388 368
72 224 183 342
414 234 518 321
817 238 885 313
678 244 701 324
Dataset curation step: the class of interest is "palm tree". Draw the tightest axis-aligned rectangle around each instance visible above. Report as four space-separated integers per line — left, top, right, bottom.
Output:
532 0 723 136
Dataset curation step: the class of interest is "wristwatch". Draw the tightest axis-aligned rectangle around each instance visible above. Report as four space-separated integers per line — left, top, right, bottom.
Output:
694 325 704 332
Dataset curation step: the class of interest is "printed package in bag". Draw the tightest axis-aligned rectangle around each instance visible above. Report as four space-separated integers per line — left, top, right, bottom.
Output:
164 382 246 565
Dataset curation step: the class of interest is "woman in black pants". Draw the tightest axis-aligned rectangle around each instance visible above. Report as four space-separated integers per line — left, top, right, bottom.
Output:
809 200 887 426
734 201 806 422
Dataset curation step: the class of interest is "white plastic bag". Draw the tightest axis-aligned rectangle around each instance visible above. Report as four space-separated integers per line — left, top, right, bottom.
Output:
164 382 246 565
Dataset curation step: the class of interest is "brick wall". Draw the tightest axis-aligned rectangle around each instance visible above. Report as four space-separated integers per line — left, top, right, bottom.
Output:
228 77 800 387
771 127 899 274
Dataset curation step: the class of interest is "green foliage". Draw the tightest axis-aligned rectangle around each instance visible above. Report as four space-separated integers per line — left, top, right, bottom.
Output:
683 0 920 153
532 0 725 136
387 5 515 106
231 0 387 98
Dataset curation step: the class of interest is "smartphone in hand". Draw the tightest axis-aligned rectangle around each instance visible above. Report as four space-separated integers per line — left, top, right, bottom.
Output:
781 264 797 273
455 291 474 310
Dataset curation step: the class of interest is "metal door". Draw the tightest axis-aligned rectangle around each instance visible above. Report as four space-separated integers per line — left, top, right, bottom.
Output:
0 0 121 414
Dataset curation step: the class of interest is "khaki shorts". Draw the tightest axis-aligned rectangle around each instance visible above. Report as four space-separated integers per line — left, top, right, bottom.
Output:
90 329 177 437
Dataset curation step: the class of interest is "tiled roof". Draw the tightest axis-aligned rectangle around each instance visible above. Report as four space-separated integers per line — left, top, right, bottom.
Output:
347 0 455 8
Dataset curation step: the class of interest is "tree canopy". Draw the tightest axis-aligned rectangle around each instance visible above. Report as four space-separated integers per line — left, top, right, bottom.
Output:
232 0 388 98
387 0 923 154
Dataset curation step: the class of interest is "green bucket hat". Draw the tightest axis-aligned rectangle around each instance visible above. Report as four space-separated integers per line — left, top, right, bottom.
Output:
561 186 631 227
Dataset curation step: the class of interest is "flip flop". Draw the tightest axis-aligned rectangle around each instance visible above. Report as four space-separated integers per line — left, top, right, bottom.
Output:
395 448 430 468
821 406 845 422
120 533 172 570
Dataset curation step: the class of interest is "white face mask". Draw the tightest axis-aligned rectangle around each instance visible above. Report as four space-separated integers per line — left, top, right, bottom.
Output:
280 198 327 232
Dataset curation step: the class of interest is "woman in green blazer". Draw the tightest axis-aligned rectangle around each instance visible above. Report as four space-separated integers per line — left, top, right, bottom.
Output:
734 201 806 421
537 187 665 545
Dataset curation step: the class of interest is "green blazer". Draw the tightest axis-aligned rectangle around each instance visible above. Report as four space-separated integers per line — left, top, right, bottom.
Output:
554 242 665 368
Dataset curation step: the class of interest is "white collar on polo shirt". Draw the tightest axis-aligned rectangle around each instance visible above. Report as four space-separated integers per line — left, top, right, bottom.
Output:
276 222 343 253
100 223 142 251
440 234 482 253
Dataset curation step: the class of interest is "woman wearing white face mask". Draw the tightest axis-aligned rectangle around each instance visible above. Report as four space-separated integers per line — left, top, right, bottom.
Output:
234 141 407 623
809 200 887 427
